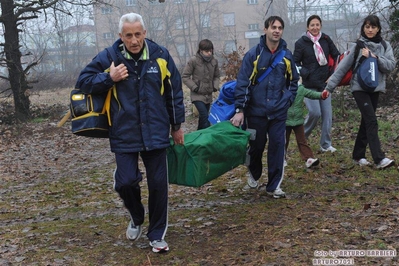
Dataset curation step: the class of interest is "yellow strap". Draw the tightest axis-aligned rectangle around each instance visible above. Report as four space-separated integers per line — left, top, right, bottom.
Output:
103 67 116 126
101 58 168 127
283 57 292 80
156 58 170 95
249 56 291 84
249 54 261 84
103 87 113 126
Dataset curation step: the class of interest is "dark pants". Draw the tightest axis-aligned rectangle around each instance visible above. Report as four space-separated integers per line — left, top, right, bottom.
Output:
286 124 314 161
352 91 384 164
193 101 210 130
247 116 286 192
113 149 168 242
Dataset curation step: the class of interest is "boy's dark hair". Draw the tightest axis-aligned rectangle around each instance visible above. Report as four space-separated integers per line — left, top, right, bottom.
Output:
307 15 322 27
361 15 382 38
197 39 214 54
264 16 284 29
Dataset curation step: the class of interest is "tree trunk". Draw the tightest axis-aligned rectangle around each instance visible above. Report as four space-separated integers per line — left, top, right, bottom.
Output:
1 0 31 121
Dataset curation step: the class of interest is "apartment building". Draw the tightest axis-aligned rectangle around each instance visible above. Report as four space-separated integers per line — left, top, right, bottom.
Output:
92 0 288 68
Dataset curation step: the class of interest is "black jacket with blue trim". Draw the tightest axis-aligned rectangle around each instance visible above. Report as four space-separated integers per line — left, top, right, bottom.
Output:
234 35 299 120
75 38 185 153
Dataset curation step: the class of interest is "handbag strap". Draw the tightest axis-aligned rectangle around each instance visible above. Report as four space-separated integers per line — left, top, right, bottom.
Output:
257 49 286 83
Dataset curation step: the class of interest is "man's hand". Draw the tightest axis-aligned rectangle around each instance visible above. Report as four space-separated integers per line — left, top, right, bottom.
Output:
171 128 184 145
230 112 244 127
110 62 129 82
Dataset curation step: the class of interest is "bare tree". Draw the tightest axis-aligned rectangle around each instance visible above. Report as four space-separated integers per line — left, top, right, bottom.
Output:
0 0 106 121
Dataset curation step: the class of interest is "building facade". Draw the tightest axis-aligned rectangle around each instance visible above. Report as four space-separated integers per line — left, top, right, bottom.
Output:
92 0 288 69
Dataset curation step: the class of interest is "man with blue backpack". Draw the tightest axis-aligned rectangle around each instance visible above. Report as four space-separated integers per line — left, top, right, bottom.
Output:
230 16 299 198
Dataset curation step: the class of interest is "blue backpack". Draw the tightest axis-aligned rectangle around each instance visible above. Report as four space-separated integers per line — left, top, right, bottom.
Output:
355 40 386 92
357 53 378 92
208 49 286 125
208 80 236 124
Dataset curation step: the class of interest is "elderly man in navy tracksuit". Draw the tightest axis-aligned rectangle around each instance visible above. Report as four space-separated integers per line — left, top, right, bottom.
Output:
230 16 299 198
75 13 184 253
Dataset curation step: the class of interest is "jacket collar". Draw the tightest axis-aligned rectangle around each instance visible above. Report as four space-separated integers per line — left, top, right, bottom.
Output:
118 39 150 61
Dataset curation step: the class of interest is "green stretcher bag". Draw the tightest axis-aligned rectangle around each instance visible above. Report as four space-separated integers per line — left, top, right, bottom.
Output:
167 121 251 187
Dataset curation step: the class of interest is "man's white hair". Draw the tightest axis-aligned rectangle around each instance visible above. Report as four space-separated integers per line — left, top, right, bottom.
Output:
119 13 146 33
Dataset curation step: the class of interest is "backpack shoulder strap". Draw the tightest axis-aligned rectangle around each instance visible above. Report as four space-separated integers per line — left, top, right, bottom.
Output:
257 49 286 83
105 47 119 65
104 47 120 126
352 40 364 70
381 40 387 50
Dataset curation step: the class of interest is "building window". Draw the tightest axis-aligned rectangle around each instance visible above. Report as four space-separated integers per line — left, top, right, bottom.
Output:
248 23 259 30
126 0 137 6
200 14 210 28
176 43 186 57
198 0 209 2
176 17 187 29
101 7 112 14
174 0 185 3
151 17 163 31
223 13 235 27
247 0 258 4
224 40 237 53
103 32 113 39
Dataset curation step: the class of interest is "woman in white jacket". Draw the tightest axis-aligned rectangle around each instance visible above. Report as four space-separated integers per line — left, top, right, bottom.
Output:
325 15 396 169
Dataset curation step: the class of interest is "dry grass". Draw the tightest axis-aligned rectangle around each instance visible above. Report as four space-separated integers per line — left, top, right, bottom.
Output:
1 88 399 265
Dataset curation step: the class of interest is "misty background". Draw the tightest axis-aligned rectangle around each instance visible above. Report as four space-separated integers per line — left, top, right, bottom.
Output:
0 0 398 120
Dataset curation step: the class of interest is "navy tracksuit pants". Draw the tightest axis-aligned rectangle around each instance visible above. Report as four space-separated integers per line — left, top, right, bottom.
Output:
113 149 168 242
247 116 286 192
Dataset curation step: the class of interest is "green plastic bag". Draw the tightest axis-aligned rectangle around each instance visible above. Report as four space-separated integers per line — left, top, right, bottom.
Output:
167 121 250 187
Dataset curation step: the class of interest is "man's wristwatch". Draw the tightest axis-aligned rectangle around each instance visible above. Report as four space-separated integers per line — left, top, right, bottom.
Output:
235 108 243 114
171 124 181 131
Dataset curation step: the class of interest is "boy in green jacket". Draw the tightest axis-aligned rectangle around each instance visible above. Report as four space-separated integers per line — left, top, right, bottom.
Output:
285 83 329 168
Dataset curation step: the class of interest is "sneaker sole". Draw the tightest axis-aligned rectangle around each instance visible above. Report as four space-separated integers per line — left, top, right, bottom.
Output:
151 246 169 253
150 243 169 253
243 185 259 191
377 161 395 169
320 148 336 153
266 192 286 199
354 161 371 166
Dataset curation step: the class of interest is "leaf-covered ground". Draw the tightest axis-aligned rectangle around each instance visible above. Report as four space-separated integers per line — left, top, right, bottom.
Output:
1 88 399 266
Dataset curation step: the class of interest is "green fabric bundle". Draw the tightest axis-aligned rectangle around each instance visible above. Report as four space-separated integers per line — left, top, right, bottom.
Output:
167 121 250 187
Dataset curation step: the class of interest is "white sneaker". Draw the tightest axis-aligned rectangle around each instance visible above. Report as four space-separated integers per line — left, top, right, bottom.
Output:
266 188 286 199
354 158 371 166
150 239 169 253
247 173 258 189
306 158 319 168
284 160 288 167
320 146 337 153
126 221 142 241
376 158 394 169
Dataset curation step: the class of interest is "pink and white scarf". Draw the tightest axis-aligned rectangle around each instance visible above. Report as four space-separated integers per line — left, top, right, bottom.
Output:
306 31 327 66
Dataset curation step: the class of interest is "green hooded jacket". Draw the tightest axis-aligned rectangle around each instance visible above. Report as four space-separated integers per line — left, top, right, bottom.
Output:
286 84 322 127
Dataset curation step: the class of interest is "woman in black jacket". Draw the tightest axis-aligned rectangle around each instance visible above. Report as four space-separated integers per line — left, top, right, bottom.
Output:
294 15 340 153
